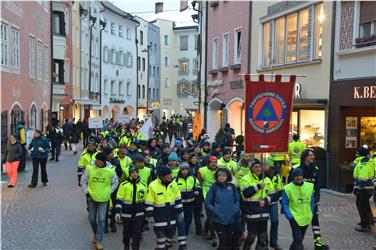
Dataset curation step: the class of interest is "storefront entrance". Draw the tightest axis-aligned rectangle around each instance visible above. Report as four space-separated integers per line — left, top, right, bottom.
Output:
335 107 376 192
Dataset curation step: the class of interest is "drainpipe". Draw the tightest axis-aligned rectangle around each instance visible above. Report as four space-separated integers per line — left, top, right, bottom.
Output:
135 21 140 118
49 1 54 125
99 20 106 114
204 1 208 130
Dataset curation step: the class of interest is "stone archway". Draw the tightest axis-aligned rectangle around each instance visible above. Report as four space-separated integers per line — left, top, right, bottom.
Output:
102 105 110 119
207 98 224 141
227 98 244 136
112 105 121 120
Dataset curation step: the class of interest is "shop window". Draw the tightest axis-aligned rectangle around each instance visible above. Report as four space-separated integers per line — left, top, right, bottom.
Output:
299 110 325 148
360 117 376 147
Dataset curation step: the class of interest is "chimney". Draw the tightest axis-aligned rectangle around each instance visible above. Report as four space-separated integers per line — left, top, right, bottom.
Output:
155 2 163 14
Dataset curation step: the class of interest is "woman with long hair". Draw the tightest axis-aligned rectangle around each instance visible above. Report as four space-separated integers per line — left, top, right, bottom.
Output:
2 134 23 187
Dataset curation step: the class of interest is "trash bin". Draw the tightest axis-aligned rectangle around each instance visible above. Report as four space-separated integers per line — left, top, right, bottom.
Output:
311 147 327 188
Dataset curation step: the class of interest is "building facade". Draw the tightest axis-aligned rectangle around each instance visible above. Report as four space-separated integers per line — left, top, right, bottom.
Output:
76 0 101 121
135 16 149 120
205 1 251 139
250 1 333 187
175 25 199 117
329 1 376 192
147 3 198 118
51 1 72 124
147 22 161 120
1 1 51 150
100 1 138 120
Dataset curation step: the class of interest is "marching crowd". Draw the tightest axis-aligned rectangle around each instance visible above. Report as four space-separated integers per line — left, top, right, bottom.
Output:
2 117 376 250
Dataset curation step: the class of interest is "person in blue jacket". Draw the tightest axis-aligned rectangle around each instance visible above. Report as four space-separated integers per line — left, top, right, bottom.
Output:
27 130 50 187
205 167 240 250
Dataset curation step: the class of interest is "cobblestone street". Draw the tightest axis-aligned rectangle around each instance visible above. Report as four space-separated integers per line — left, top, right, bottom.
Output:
1 150 375 250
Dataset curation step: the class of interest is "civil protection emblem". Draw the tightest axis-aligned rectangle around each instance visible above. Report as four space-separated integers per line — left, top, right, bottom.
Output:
247 92 287 134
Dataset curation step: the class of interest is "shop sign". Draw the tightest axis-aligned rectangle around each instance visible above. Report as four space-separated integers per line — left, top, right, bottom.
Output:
162 98 173 106
353 85 376 99
294 83 302 99
230 80 243 89
207 80 223 87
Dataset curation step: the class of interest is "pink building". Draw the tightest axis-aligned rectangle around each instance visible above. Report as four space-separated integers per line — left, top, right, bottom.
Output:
206 1 251 138
1 1 51 146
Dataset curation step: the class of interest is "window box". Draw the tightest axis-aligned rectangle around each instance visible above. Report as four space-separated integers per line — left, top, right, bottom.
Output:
209 69 218 74
229 63 241 70
218 66 229 72
354 35 376 48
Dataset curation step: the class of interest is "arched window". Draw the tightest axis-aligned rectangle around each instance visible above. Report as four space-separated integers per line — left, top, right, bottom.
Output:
29 105 37 130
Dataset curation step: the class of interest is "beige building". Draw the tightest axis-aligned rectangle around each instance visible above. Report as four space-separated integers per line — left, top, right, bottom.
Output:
250 1 333 152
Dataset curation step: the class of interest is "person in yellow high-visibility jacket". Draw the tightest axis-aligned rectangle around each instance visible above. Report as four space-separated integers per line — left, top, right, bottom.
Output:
288 134 306 166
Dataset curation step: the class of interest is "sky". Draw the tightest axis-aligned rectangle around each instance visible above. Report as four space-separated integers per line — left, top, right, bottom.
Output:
112 0 182 19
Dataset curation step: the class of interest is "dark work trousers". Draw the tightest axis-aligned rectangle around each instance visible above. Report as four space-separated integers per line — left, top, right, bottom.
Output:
18 144 26 172
213 223 235 250
176 214 187 248
311 204 322 240
269 202 279 247
64 136 72 150
193 195 203 234
204 208 216 238
154 225 176 250
50 143 61 160
123 216 144 250
289 219 308 250
83 134 89 148
105 190 118 230
31 158 48 185
183 204 194 235
244 220 268 250
356 190 373 228
77 167 84 186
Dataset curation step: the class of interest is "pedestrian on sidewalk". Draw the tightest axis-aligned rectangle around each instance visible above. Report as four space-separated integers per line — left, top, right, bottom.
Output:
15 121 27 172
70 123 80 155
28 130 50 188
81 152 119 250
205 167 240 250
2 134 23 187
282 168 315 250
62 118 73 151
49 123 63 162
115 166 147 250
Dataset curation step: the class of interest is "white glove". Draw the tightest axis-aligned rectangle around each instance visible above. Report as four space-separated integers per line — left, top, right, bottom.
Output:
148 217 155 225
115 213 121 223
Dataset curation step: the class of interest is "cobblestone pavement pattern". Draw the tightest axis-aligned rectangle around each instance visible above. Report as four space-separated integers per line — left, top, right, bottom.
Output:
1 149 375 250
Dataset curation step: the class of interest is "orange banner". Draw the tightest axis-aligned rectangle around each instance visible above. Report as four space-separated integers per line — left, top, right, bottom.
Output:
193 112 201 140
